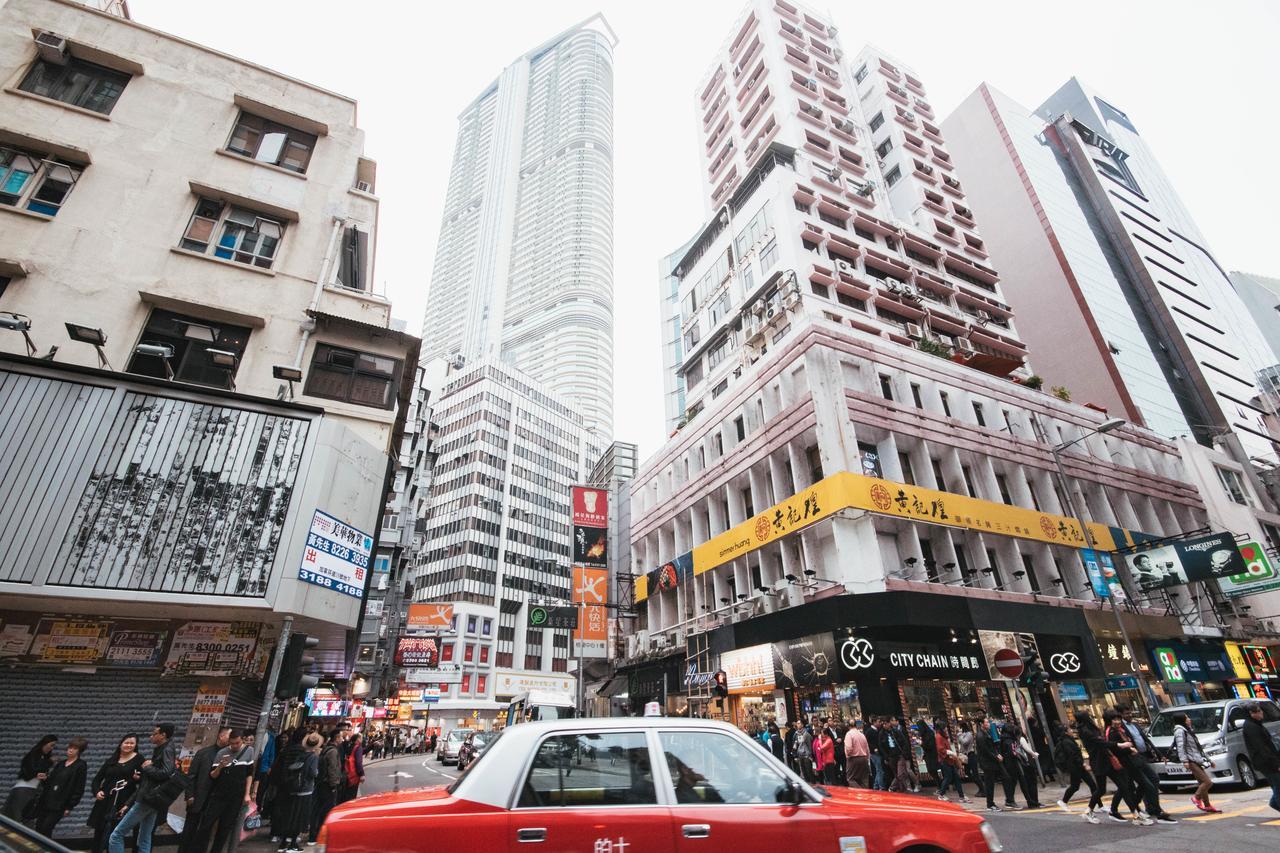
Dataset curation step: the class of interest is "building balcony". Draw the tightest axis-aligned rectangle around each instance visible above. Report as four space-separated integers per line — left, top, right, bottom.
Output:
823 92 850 115
886 85 910 106
922 123 945 145
878 59 901 80
905 75 926 96
779 23 806 47
699 67 726 108
903 135 928 156
736 61 767 106
784 48 812 72
830 118 858 143
734 38 765 79
797 101 825 127
701 90 728 130
729 14 759 62
775 0 800 22
941 174 964 197
793 182 817 206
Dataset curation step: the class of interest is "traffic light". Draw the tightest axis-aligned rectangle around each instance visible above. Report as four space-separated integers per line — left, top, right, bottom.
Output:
713 670 728 698
1018 650 1049 690
276 633 320 699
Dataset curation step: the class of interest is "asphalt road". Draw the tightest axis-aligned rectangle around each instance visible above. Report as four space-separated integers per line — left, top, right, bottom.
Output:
345 753 1280 851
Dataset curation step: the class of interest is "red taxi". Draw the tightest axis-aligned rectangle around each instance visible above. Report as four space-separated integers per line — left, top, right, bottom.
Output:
317 717 1001 853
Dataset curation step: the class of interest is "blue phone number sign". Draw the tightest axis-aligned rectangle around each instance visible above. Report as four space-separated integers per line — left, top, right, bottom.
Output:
298 510 372 600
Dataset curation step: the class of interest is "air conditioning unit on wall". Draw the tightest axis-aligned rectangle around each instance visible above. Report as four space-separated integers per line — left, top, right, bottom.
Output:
34 31 69 64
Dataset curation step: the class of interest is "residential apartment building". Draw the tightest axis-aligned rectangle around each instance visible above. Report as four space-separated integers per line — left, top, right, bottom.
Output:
409 361 599 727
420 15 617 441
0 0 415 801
660 235 697 436
355 357 445 700
943 80 1275 468
619 0 1238 727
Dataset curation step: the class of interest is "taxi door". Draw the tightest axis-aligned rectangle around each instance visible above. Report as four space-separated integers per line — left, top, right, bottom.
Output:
508 730 676 852
657 729 833 853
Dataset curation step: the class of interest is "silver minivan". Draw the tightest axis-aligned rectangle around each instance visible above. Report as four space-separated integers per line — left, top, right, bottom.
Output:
1148 698 1280 788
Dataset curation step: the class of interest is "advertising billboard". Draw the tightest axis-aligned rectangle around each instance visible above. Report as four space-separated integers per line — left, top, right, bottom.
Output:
1219 541 1280 598
405 603 453 632
573 566 608 659
298 510 372 599
1125 531 1248 591
571 486 608 569
394 637 439 668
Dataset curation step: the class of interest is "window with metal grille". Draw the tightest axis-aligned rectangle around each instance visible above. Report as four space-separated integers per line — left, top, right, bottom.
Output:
304 344 401 410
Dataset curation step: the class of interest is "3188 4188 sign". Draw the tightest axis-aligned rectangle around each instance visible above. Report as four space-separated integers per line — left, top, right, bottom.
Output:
297 510 372 599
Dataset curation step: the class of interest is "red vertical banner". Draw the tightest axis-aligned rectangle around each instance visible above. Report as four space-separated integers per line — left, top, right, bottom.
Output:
573 566 607 658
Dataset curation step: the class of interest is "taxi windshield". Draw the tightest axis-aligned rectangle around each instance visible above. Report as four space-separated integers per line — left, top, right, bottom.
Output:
447 730 502 794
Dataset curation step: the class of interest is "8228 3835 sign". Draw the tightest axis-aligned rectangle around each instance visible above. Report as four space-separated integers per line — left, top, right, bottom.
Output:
297 509 372 599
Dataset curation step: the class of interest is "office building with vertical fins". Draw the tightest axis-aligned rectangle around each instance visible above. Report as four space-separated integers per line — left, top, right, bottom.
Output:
421 14 617 442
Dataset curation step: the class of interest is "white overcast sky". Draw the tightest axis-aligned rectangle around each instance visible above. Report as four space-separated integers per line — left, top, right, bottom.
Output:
133 0 1280 463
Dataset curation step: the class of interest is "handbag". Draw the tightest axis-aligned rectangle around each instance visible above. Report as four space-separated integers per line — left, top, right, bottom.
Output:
140 775 184 814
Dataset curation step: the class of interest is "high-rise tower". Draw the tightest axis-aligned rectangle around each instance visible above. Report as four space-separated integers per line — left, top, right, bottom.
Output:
422 15 617 441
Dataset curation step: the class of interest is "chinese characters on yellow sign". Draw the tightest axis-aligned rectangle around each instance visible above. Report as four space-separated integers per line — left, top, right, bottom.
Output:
639 471 1130 600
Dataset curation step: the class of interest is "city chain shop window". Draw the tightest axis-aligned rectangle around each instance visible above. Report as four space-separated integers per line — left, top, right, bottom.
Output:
226 111 316 173
19 56 130 114
126 309 250 389
0 147 82 216
304 345 401 409
180 197 285 269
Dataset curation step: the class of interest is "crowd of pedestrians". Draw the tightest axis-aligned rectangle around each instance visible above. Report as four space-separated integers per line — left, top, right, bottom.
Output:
1 721 372 853
747 701 1280 829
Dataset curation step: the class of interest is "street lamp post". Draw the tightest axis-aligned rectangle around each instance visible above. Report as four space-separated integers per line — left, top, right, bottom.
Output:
1037 415 1157 717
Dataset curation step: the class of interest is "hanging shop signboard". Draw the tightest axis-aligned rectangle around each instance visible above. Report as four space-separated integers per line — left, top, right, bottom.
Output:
1219 542 1280 598
1123 532 1248 592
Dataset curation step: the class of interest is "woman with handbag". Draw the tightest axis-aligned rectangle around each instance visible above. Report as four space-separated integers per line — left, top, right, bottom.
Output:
3 734 57 821
1173 713 1221 813
88 734 144 853
34 737 88 838
1082 711 1146 825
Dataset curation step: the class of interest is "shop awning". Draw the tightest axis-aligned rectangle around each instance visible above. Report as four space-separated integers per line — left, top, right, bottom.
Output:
598 675 629 698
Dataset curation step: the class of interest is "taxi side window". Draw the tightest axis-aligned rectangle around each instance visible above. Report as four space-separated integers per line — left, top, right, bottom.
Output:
1263 702 1280 723
517 732 656 808
1228 706 1249 728
659 730 790 805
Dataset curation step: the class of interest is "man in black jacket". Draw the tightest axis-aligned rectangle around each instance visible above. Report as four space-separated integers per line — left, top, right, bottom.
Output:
1242 702 1280 814
973 712 1007 812
864 719 883 790
109 724 178 853
180 728 229 853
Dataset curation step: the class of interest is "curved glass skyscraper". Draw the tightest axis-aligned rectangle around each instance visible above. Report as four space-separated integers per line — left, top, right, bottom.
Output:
422 14 617 441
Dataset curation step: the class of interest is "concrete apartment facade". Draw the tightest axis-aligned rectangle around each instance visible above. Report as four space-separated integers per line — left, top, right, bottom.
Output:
0 0 416 800
615 0 1257 729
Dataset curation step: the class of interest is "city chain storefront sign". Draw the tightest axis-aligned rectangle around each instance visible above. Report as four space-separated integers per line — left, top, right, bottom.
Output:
639 471 1146 600
835 628 991 681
